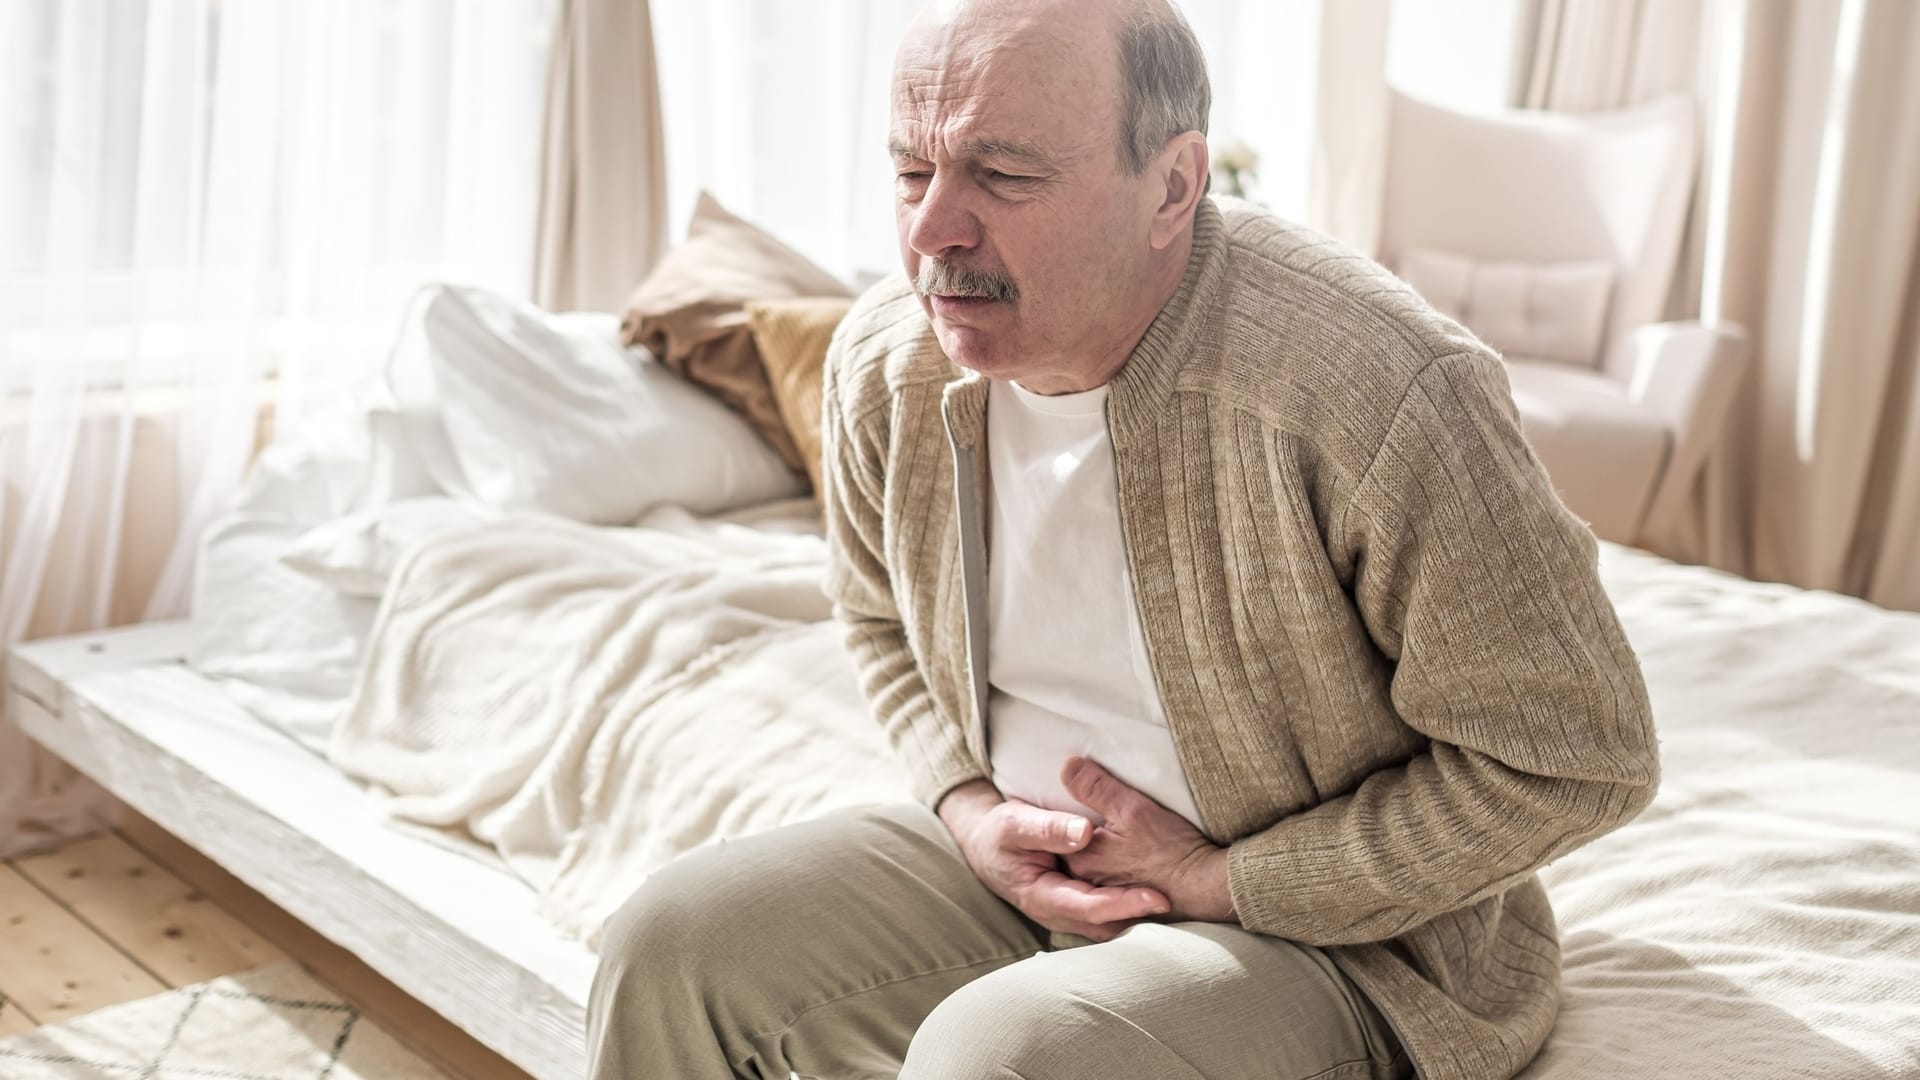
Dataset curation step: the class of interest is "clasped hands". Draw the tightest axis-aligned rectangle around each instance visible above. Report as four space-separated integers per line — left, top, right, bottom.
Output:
938 756 1237 943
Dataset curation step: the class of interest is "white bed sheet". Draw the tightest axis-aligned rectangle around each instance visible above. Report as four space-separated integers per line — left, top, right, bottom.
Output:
1519 544 1920 1077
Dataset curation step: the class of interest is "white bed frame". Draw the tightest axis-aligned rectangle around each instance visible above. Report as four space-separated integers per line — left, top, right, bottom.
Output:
6 621 595 1080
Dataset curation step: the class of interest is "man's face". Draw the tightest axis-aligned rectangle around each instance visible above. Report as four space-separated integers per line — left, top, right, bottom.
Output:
890 10 1155 382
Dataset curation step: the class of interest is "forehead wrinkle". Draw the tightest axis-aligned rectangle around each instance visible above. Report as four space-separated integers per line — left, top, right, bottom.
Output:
891 85 1099 170
891 10 1116 173
893 10 1086 113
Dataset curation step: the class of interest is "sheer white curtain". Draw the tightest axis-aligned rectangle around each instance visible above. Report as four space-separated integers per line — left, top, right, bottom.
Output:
649 0 1520 283
651 0 914 285
0 0 550 854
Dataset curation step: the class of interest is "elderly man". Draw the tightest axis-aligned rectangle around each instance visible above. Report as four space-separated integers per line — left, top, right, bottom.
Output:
590 1 1658 1077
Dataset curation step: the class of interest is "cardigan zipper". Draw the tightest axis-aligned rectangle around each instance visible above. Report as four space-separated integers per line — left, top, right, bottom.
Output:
941 401 992 769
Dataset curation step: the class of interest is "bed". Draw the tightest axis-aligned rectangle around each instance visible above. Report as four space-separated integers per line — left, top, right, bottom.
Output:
8 239 1919 1078
12 523 1919 1080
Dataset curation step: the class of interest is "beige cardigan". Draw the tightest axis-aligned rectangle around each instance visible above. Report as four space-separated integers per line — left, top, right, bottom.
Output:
818 196 1659 1080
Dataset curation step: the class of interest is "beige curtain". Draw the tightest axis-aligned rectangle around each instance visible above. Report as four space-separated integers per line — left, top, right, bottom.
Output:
532 0 670 313
1515 0 1705 110
1517 0 1920 612
1307 0 1393 253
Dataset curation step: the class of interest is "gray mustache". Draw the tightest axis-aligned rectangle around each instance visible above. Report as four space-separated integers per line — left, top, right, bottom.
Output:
915 260 1019 303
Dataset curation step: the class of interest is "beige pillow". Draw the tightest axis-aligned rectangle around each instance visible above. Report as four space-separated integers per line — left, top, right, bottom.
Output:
621 193 853 472
746 297 857 494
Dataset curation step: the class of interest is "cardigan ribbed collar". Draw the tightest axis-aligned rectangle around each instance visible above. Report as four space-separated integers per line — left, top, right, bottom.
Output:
940 197 1227 450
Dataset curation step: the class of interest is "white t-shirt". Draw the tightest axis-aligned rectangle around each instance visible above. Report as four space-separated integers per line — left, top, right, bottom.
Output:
983 376 1204 829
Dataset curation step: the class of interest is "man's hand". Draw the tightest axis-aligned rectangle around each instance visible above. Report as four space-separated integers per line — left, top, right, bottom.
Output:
1059 757 1238 924
937 779 1171 943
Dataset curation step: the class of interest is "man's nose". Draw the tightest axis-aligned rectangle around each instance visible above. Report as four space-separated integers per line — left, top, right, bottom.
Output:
905 172 982 259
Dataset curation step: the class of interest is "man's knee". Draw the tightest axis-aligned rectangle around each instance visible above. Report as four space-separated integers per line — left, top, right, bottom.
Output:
592 842 758 1015
593 811 898 1023
900 970 1078 1080
590 840 797 1077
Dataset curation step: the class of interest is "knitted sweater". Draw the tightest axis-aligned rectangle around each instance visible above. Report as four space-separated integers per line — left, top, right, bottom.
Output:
818 196 1660 1080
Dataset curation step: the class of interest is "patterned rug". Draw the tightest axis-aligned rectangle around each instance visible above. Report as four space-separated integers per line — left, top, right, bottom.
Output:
0 961 451 1079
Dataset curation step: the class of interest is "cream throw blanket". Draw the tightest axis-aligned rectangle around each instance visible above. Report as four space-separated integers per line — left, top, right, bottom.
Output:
328 501 908 945
331 512 1918 1077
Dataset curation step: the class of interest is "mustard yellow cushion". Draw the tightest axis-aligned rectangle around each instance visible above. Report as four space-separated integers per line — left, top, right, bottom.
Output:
745 296 856 494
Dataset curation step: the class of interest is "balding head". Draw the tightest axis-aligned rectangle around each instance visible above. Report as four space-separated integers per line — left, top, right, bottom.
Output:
900 0 1209 177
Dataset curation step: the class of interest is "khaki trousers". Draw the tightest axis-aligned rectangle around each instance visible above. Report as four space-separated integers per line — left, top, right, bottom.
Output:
588 803 1411 1080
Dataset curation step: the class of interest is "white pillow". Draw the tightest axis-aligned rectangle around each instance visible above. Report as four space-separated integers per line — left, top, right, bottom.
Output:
1399 249 1615 369
396 284 803 523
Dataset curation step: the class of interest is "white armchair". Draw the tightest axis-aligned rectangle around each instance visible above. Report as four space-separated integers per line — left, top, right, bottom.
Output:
1378 89 1749 544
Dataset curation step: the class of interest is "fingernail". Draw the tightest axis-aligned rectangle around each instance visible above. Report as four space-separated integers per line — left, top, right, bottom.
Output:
1068 820 1089 843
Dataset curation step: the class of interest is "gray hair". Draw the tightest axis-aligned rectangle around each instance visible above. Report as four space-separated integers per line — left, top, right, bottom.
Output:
1115 5 1211 178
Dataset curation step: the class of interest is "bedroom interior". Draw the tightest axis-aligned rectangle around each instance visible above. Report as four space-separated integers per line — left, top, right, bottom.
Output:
2 1 1917 1078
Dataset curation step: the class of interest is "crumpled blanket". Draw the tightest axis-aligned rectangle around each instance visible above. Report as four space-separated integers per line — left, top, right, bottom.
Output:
328 504 908 944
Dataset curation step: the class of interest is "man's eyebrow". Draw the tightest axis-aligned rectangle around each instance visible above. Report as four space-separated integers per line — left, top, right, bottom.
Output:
961 138 1054 166
967 138 1059 168
887 137 1055 168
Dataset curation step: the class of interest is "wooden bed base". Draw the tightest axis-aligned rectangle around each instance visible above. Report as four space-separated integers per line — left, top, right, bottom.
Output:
6 622 595 1080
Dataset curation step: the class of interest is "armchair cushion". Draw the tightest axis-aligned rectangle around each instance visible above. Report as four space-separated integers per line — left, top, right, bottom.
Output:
1401 248 1615 369
1503 358 1670 542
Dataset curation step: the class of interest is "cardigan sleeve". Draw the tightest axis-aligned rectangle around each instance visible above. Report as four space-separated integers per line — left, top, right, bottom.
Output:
1224 350 1660 945
818 342 987 810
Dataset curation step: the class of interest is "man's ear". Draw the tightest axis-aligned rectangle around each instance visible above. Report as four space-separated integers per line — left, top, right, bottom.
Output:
1148 132 1209 251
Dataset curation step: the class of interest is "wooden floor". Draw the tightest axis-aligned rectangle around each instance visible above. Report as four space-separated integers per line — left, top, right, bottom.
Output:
0 811 534 1080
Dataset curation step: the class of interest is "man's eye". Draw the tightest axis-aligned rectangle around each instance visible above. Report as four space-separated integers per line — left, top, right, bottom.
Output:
897 171 931 181
984 170 1041 187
